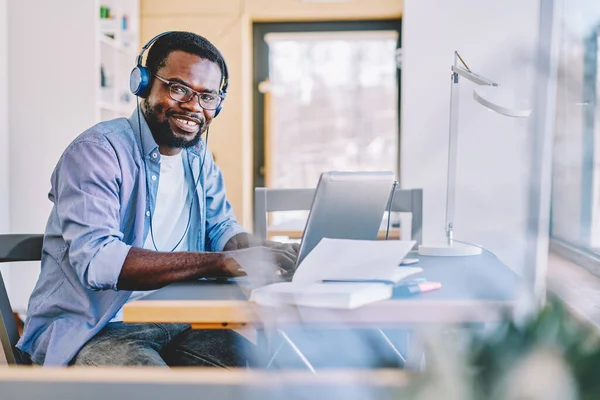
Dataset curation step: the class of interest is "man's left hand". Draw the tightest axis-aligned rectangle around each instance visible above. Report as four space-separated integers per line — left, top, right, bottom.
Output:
262 240 300 274
224 233 300 274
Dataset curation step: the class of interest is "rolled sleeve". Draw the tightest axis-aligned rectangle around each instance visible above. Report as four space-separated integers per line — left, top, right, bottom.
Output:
85 239 132 290
211 223 247 252
53 140 129 291
203 152 248 252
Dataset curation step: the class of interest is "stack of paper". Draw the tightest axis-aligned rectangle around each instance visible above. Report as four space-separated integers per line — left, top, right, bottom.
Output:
250 238 421 309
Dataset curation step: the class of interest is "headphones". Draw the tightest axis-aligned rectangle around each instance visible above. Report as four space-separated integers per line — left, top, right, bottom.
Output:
129 31 229 117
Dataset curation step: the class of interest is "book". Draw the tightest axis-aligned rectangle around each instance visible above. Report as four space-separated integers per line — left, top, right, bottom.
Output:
249 238 422 309
250 282 393 309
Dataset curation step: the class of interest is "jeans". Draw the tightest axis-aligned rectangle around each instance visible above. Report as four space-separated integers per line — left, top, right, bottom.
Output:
70 323 256 367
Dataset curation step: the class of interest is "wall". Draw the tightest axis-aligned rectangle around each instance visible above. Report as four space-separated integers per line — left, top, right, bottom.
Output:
7 0 98 312
401 0 541 273
141 0 403 228
0 0 9 287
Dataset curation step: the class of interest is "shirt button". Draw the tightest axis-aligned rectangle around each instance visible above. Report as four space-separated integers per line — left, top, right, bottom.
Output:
152 153 157 158
146 211 150 217
151 175 157 181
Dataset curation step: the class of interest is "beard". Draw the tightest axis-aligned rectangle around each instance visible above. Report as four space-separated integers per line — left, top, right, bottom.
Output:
143 99 204 149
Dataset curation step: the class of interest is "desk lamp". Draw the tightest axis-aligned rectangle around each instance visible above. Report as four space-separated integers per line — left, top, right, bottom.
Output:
418 51 532 257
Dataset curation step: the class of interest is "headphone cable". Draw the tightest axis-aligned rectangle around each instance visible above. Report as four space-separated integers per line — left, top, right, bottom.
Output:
132 32 223 253
137 99 209 252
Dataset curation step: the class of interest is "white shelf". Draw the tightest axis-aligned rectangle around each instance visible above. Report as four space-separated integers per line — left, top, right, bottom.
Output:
98 34 137 58
96 0 139 122
98 18 119 35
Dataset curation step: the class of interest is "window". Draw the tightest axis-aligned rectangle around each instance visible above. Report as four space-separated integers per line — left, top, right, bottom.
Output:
265 31 399 189
252 21 402 237
253 20 402 190
551 1 600 270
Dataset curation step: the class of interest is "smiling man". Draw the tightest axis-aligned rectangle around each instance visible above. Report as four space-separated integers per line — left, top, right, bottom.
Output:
16 31 298 367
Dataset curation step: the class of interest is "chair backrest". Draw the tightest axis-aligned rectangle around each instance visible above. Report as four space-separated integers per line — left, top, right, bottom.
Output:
253 187 423 245
0 234 43 365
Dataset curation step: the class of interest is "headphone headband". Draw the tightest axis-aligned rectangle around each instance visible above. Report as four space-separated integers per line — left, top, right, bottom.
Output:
135 31 174 67
129 31 229 116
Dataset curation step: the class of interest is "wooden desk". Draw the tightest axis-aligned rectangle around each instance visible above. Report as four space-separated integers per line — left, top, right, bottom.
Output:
124 251 519 329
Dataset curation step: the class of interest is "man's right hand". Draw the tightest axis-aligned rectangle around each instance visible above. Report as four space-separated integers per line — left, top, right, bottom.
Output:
118 245 296 291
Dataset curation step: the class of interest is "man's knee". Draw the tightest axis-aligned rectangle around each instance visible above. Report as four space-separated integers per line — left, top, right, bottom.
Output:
164 329 255 368
72 339 167 366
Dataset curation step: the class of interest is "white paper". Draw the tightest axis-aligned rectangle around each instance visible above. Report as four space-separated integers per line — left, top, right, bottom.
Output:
292 238 417 283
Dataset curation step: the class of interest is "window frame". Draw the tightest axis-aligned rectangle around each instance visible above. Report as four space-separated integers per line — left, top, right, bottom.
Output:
252 19 402 190
550 21 600 277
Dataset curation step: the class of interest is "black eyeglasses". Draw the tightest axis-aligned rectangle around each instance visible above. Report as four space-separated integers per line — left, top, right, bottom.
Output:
154 74 223 110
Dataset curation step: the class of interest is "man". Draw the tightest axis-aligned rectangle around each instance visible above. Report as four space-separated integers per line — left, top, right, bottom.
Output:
16 31 298 367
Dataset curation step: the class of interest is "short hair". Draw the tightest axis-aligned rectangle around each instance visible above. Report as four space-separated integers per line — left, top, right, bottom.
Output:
145 31 226 86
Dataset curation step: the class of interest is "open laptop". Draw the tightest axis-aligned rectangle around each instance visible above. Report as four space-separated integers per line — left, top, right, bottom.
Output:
209 171 395 283
295 171 395 266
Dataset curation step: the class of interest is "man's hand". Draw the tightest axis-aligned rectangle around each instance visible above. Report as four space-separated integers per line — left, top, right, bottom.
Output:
223 233 300 274
262 240 300 273
220 246 298 286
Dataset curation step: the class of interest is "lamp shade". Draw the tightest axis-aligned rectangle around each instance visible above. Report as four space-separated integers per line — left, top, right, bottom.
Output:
473 86 532 118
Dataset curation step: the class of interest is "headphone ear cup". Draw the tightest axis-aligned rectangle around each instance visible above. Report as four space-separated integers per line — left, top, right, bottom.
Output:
130 66 152 98
214 94 226 117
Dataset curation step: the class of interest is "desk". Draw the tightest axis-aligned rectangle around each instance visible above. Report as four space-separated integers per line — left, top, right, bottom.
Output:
124 251 518 329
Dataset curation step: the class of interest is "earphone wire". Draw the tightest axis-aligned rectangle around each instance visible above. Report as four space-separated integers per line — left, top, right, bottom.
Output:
385 180 398 240
133 32 222 252
156 127 209 252
137 98 209 253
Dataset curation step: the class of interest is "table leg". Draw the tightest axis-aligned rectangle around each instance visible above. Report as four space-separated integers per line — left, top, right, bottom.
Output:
276 329 316 373
377 328 406 367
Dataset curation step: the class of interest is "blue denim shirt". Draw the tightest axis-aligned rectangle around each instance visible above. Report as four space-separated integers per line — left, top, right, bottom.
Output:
16 111 246 366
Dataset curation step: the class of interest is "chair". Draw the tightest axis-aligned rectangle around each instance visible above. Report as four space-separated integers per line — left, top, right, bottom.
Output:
0 234 43 365
253 187 423 244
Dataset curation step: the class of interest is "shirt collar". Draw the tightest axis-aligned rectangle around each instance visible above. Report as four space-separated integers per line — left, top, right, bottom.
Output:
128 108 159 159
128 108 204 159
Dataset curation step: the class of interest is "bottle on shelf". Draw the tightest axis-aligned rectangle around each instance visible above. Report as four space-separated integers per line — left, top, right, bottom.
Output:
100 65 106 87
99 5 111 19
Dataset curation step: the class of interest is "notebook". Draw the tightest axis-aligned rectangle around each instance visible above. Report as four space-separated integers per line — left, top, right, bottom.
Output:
250 282 393 309
249 238 422 309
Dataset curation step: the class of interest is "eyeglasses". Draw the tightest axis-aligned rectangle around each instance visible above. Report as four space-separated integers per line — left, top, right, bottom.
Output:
153 74 223 110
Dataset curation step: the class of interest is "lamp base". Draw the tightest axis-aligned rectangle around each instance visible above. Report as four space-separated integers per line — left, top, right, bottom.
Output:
418 243 482 257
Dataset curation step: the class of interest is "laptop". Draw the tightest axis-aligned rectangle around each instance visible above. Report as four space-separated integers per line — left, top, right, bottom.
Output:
295 171 395 266
209 171 395 283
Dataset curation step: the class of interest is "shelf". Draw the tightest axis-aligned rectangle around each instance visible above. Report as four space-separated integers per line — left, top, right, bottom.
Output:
99 34 137 58
99 18 119 35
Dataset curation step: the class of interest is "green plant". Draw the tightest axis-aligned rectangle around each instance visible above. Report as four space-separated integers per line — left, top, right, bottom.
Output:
406 296 600 400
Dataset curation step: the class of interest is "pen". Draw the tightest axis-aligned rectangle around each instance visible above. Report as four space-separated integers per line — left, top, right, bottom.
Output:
395 281 442 297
